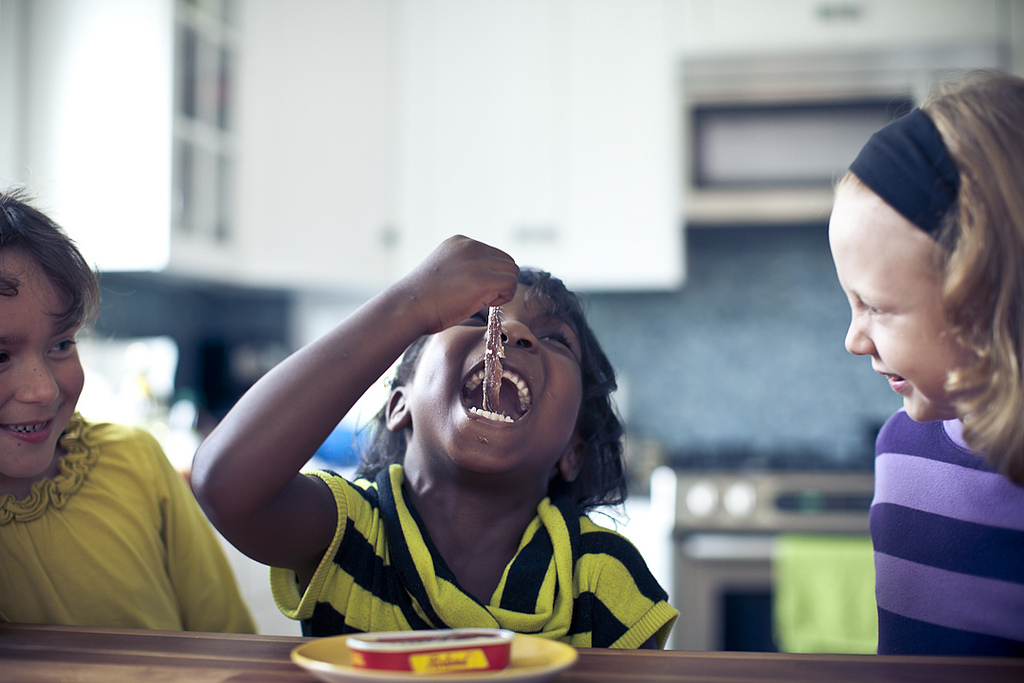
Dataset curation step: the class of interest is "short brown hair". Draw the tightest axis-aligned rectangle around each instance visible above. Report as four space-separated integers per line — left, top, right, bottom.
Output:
0 186 100 332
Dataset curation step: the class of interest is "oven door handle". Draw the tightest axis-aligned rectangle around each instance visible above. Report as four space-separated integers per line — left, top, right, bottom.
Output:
679 533 776 561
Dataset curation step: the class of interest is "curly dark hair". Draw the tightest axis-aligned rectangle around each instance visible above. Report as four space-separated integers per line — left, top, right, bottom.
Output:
0 187 99 332
355 268 626 513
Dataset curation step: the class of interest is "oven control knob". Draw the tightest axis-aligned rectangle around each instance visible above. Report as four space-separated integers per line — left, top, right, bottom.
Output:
685 480 719 517
723 481 756 518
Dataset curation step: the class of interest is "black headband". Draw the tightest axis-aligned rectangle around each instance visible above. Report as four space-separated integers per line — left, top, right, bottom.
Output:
849 108 960 236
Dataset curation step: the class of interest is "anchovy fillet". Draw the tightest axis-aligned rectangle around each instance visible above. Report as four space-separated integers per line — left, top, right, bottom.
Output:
483 306 505 412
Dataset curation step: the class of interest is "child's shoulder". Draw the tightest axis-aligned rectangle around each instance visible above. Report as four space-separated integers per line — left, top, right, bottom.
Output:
578 513 618 534
303 467 381 512
69 416 164 457
578 513 642 551
64 415 180 487
575 511 670 602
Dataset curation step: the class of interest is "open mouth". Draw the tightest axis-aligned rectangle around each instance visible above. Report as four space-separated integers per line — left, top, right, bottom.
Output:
463 366 532 423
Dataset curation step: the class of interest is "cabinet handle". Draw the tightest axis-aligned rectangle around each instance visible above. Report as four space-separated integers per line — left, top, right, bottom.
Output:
815 2 863 22
510 224 558 244
379 225 400 249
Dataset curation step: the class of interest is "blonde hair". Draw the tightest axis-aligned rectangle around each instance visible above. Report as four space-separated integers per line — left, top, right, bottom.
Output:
923 71 1024 484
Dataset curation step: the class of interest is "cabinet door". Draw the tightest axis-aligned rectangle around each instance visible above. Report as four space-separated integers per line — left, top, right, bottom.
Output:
234 0 395 291
559 0 684 291
17 0 176 273
392 0 563 278
393 0 684 291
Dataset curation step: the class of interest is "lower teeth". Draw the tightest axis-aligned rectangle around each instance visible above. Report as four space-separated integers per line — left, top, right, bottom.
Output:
469 407 513 423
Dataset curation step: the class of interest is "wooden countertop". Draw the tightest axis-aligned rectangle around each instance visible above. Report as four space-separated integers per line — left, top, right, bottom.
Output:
1 622 1022 682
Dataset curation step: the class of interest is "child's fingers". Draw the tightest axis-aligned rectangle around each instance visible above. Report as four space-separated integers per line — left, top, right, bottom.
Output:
461 239 519 307
414 236 519 331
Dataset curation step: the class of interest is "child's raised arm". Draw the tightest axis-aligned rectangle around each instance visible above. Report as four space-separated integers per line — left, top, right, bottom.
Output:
191 236 519 576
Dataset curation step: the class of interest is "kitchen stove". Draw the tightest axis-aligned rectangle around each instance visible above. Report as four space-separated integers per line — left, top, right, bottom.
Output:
668 469 874 534
651 462 875 651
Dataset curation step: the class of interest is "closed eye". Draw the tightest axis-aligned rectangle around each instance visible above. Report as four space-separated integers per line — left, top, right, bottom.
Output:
852 294 886 316
861 301 886 316
541 331 573 351
50 337 78 356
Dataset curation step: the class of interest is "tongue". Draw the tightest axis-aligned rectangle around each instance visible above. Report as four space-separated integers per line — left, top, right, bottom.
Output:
493 378 525 419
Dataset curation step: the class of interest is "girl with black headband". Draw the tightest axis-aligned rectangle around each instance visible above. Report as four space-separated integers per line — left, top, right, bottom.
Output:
829 70 1024 656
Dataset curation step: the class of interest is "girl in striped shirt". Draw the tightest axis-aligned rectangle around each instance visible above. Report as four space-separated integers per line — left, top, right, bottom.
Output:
829 70 1024 655
192 235 677 648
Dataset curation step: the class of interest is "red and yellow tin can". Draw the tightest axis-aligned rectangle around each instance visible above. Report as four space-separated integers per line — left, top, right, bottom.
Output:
346 629 514 675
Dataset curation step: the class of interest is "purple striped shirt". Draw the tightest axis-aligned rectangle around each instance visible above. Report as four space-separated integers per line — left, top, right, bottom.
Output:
872 410 1024 656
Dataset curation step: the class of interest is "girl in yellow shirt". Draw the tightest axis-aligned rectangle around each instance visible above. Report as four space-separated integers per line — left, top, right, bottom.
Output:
0 187 254 633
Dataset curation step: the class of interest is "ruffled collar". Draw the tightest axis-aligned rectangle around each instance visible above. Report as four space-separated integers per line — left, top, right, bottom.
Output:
0 414 97 525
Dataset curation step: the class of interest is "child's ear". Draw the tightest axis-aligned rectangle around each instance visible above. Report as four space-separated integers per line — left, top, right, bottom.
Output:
556 433 585 483
384 388 412 432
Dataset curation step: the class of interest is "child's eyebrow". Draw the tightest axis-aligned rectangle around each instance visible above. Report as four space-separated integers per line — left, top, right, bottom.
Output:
0 333 26 346
549 314 580 337
0 326 76 346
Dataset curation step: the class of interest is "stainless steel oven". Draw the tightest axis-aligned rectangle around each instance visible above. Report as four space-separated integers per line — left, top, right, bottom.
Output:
651 467 874 651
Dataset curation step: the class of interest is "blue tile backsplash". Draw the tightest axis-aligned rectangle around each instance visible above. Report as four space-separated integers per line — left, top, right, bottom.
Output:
582 224 902 467
94 223 902 471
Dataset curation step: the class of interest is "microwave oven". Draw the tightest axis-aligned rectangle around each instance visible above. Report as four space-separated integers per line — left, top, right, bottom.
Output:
681 45 1007 226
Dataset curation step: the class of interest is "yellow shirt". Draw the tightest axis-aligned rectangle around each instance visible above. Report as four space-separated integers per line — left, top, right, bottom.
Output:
0 415 255 633
272 465 677 647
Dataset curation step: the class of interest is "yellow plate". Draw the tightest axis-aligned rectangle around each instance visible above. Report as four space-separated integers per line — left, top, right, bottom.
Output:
291 633 578 683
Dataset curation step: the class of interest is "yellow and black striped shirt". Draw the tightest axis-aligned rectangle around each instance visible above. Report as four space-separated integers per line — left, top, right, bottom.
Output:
271 465 677 648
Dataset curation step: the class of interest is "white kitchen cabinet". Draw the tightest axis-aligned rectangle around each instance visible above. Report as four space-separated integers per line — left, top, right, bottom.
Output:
168 0 242 278
678 0 1010 59
232 0 397 292
10 0 246 278
391 0 685 291
12 0 683 291
8 0 394 289
14 0 175 272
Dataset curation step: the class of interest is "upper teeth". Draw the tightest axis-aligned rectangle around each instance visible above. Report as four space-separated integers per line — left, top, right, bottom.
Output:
465 368 531 420
9 423 43 434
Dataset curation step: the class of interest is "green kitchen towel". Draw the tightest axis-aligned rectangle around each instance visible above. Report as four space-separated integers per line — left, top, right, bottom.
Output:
773 534 877 654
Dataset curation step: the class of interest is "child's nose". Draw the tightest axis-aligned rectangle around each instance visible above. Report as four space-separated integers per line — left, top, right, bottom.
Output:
844 319 874 357
501 319 536 350
18 359 61 405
